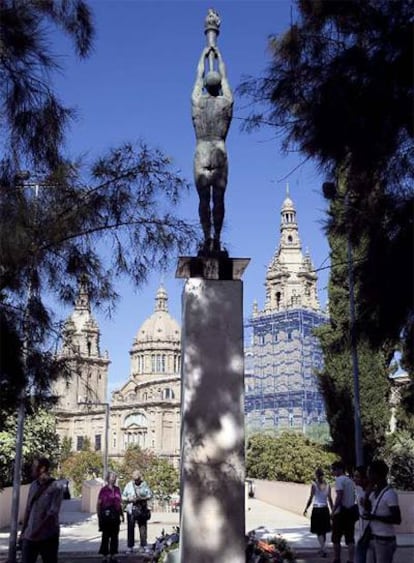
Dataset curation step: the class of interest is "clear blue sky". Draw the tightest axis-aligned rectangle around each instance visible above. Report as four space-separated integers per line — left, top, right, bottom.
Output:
51 1 330 394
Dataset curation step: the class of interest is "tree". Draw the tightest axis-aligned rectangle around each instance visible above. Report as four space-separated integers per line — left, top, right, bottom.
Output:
0 2 195 418
246 432 336 483
61 449 103 496
59 436 73 464
0 409 60 488
119 445 179 500
0 0 93 172
145 458 179 500
313 192 393 466
238 0 414 372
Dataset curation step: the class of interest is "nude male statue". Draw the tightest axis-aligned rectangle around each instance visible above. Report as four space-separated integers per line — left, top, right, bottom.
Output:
192 45 233 253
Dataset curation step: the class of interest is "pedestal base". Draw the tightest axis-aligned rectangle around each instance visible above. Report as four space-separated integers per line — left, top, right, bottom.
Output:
178 278 245 563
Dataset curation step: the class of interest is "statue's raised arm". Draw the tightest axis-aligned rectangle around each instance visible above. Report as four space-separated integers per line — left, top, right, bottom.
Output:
192 46 210 103
213 46 233 103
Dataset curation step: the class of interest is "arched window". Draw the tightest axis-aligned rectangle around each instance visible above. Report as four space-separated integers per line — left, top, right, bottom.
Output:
124 412 147 428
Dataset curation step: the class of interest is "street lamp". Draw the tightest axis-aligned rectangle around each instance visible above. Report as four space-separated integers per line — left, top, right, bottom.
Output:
8 175 43 563
79 401 110 479
322 181 364 467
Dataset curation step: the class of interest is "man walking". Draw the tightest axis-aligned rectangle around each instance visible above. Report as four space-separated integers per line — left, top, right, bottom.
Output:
20 457 63 563
331 460 356 563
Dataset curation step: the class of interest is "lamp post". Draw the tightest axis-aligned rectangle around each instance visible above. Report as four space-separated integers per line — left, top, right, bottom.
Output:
8 175 41 563
322 182 364 467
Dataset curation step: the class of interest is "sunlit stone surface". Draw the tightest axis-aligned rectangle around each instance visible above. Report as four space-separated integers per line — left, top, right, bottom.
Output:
179 279 245 563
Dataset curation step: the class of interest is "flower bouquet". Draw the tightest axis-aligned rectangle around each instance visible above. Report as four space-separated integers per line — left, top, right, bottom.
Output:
246 529 296 562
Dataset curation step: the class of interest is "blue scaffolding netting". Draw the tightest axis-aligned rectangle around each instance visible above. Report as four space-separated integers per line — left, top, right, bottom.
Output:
244 308 328 432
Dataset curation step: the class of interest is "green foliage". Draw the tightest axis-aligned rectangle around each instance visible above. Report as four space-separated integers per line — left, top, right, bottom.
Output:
380 431 414 491
0 409 60 488
0 0 94 171
315 204 392 467
395 381 414 435
239 0 413 373
145 458 179 500
59 436 73 465
246 432 336 484
119 445 179 499
60 450 103 496
304 423 331 446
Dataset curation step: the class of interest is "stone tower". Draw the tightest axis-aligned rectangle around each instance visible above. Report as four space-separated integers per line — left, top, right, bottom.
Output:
264 189 319 313
54 279 110 411
245 190 327 433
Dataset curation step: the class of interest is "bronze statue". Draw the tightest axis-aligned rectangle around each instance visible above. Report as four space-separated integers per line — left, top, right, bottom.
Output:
192 10 233 254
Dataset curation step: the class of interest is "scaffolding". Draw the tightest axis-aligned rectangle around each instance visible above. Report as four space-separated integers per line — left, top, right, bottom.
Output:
244 308 328 433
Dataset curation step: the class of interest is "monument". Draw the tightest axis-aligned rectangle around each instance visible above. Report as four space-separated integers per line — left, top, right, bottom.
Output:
176 10 249 563
192 8 233 256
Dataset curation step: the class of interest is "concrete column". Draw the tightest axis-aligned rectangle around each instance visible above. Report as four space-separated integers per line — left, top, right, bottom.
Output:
178 277 246 563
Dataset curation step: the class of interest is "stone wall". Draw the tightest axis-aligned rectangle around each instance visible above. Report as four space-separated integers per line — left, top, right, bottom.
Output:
0 484 30 528
252 479 414 534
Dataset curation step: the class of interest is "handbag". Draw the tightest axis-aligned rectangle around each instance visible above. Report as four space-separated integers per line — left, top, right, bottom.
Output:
132 503 151 522
358 524 372 548
101 506 119 524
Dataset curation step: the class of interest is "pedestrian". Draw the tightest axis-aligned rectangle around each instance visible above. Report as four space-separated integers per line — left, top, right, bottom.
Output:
362 460 401 563
353 466 371 563
122 470 152 553
331 460 357 563
97 471 124 563
303 468 333 557
20 457 63 563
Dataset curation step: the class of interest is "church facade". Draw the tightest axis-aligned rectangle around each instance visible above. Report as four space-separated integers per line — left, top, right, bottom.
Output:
54 284 181 466
244 192 328 432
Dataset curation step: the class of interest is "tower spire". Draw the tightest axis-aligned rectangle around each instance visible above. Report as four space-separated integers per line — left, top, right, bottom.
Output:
155 285 168 312
75 275 91 312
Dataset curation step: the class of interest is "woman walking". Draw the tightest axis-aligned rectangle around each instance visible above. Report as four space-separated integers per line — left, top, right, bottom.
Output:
304 468 333 557
97 471 124 563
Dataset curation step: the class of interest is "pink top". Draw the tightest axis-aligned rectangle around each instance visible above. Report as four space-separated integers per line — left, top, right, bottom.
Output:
98 485 122 511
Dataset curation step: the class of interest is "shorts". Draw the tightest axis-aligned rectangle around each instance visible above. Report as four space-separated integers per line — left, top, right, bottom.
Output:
331 508 355 545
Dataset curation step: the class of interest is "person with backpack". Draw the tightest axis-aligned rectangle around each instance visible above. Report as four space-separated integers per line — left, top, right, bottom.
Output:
97 471 124 563
20 457 63 563
122 470 152 553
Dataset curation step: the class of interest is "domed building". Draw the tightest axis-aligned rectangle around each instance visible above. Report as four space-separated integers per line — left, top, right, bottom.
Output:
54 284 181 467
110 286 181 465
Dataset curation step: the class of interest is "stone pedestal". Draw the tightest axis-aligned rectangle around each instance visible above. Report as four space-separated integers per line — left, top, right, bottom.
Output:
176 257 249 563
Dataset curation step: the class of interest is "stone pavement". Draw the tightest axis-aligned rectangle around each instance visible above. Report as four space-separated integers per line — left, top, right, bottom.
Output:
0 498 412 562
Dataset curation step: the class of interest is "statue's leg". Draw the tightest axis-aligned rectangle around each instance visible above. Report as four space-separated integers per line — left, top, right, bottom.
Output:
212 179 226 250
196 183 212 244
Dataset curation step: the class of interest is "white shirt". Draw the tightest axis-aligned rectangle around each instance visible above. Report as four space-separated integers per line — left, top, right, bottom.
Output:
355 484 369 536
312 481 330 507
335 474 355 508
369 487 399 537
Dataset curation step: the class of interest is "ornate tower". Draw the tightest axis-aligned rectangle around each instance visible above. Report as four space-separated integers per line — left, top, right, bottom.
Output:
245 190 328 434
55 279 110 411
263 189 319 314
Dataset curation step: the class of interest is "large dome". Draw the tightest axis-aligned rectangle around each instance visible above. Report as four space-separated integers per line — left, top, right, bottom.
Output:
134 286 180 344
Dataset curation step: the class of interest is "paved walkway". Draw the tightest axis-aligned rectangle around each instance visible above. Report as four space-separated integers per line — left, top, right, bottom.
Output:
1 498 412 562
